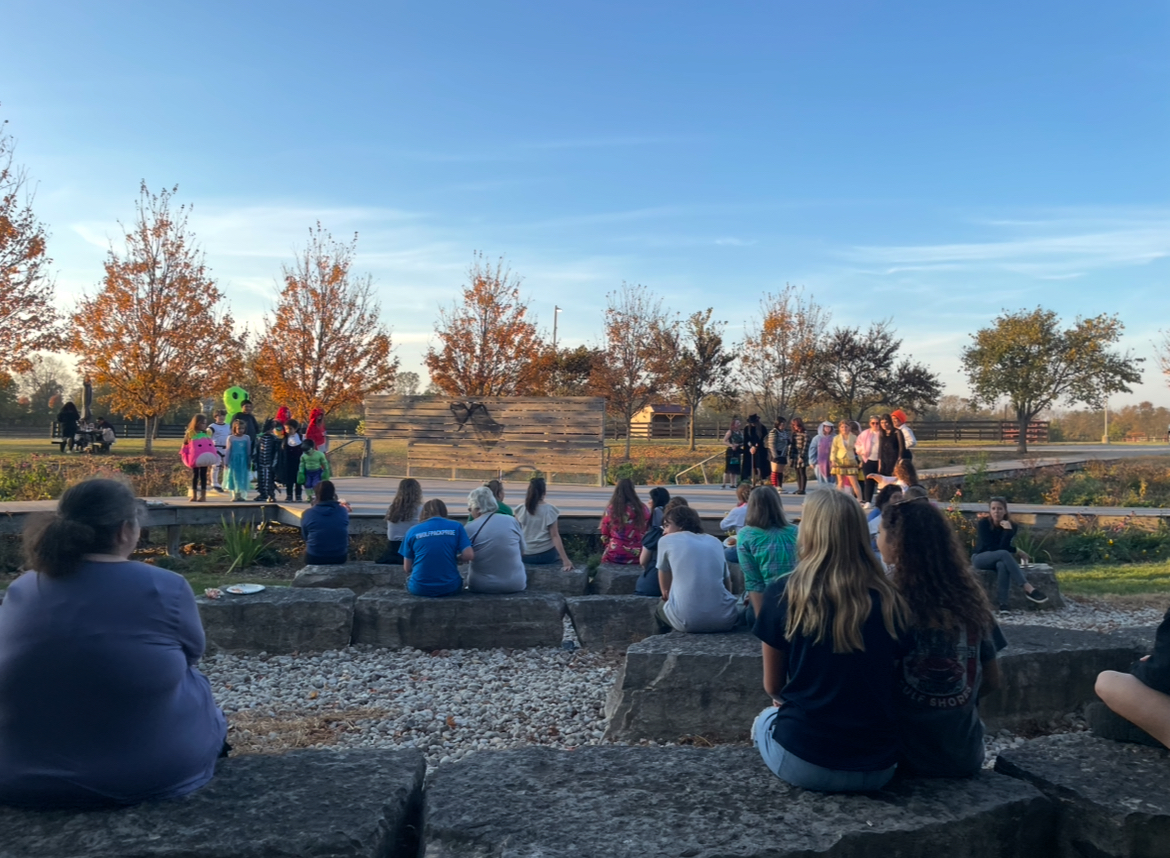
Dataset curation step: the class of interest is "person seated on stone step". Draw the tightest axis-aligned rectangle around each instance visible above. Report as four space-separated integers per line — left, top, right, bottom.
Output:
484 479 514 516
403 498 473 597
600 478 651 565
636 491 678 598
301 480 350 566
1092 603 1170 748
719 482 753 564
867 483 904 549
737 486 799 616
379 478 423 564
751 489 909 792
464 486 526 594
0 479 227 808
972 497 1046 611
865 459 919 492
877 494 1006 777
515 477 573 572
654 504 740 633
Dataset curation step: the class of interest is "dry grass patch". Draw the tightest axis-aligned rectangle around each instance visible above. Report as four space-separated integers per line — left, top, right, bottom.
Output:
227 707 389 754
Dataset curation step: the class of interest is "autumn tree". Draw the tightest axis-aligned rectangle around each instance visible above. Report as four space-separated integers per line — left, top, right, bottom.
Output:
659 309 736 450
539 345 604 396
808 321 942 423
253 224 397 419
739 285 828 419
393 371 421 396
425 253 545 396
0 113 62 373
73 183 243 452
590 283 672 459
961 308 1143 453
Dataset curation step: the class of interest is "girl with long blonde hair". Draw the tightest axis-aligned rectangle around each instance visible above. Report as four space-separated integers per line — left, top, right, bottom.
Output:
751 490 908 791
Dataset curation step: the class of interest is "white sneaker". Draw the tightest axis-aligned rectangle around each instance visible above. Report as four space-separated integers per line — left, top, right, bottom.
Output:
861 502 874 510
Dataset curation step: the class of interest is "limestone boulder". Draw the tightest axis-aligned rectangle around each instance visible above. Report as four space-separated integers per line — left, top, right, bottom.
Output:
197 586 355 655
0 748 425 858
978 562 1065 610
996 732 1170 858
524 562 589 596
293 561 405 595
353 588 566 650
604 630 764 742
592 562 642 595
425 746 1053 858
566 595 661 648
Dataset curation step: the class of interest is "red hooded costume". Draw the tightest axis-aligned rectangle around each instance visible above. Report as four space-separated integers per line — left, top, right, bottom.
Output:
305 407 326 448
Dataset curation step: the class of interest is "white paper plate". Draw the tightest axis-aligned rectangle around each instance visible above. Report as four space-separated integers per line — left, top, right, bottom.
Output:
225 583 266 595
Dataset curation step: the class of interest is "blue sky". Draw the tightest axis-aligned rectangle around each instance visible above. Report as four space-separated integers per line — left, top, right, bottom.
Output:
2 2 1168 406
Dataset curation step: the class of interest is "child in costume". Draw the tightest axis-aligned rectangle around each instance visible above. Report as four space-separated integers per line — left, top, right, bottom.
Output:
305 407 327 453
282 419 305 502
255 419 281 503
207 410 231 492
181 414 219 502
297 439 332 503
223 419 253 502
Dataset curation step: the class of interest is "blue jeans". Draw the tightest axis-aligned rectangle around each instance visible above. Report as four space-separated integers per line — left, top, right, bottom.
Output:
522 548 560 565
972 550 1026 607
752 707 896 792
724 545 739 564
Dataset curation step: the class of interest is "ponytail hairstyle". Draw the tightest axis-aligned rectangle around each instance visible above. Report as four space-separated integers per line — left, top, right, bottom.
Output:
24 479 140 578
184 413 208 442
893 459 920 487
648 486 671 510
525 477 547 515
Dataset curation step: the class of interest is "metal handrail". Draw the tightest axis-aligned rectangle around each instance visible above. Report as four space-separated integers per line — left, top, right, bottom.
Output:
325 437 372 477
673 452 725 485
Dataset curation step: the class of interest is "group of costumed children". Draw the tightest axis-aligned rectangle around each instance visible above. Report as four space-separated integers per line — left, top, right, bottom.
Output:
180 386 330 503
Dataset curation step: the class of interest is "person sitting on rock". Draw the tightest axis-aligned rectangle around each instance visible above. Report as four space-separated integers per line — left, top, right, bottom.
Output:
515 478 573 572
379 478 423 565
751 490 909 792
484 479 513 516
719 482 753 564
464 486 526 594
877 495 1006 777
635 489 675 598
403 499 473 597
737 486 799 615
600 478 651 565
1092 603 1170 748
300 480 349 566
654 504 740 633
0 479 226 808
972 497 1046 611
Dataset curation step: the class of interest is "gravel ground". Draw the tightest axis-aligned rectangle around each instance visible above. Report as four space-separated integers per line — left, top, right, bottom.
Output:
203 600 1164 771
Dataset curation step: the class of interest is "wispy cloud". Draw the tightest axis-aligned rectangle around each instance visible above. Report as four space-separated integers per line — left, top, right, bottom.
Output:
715 237 756 247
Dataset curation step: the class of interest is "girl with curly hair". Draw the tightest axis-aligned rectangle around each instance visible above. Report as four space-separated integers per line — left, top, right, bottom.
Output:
877 497 1006 777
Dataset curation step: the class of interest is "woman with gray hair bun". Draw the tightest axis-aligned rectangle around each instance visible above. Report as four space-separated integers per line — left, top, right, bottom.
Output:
464 486 527 593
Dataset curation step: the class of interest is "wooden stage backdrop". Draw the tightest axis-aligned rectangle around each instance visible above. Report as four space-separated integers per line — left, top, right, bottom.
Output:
363 396 607 484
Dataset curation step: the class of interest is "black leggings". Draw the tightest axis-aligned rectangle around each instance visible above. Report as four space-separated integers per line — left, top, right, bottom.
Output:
793 466 808 493
191 467 208 494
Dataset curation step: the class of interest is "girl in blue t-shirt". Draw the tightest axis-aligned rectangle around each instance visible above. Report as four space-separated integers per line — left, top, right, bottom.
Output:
402 499 474 597
751 490 908 792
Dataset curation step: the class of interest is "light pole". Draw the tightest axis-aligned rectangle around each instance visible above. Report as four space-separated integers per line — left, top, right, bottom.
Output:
552 305 562 351
1103 400 1110 445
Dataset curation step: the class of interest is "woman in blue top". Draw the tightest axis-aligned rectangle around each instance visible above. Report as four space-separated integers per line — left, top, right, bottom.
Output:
300 480 350 565
403 499 474 597
0 479 226 808
751 489 909 792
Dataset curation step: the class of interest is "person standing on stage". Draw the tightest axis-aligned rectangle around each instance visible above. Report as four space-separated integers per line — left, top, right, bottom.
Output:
765 417 790 492
722 417 744 489
856 415 882 507
891 410 917 462
742 414 769 487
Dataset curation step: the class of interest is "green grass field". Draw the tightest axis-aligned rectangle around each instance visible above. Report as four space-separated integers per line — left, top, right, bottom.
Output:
1057 561 1170 597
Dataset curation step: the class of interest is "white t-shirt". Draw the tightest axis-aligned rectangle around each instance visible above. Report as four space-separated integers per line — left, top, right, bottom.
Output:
515 502 560 555
207 422 231 450
464 513 527 594
658 531 739 632
899 424 917 449
720 504 747 532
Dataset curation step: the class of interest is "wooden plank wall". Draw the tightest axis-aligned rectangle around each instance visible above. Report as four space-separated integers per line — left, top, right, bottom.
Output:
364 396 606 483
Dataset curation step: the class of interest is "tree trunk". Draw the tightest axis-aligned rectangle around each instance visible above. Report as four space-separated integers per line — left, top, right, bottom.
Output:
624 417 632 460
1016 411 1029 455
144 414 155 455
688 412 696 452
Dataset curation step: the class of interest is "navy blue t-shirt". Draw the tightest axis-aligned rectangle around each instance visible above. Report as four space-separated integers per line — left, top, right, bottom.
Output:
403 517 472 597
752 577 908 772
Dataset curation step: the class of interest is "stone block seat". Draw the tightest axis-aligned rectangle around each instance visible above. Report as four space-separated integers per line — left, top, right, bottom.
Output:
604 625 1154 743
566 595 661 648
995 732 1170 858
424 746 1053 858
978 561 1066 611
197 586 355 655
0 748 425 858
522 562 589 596
592 562 643 595
353 588 566 650
293 560 406 595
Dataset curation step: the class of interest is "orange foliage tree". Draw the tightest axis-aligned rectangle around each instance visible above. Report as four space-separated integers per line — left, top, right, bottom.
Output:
0 114 62 374
253 224 397 419
590 283 672 460
425 253 545 396
739 284 829 419
72 183 244 452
